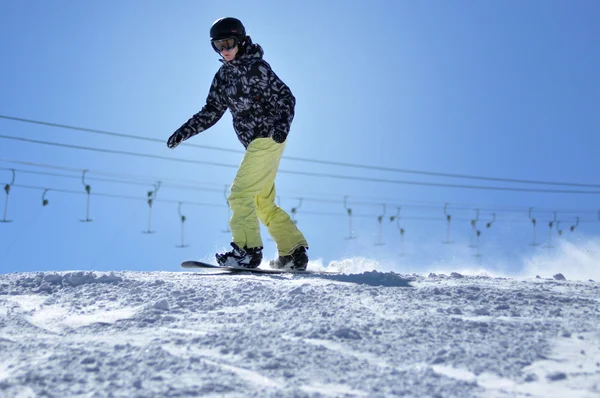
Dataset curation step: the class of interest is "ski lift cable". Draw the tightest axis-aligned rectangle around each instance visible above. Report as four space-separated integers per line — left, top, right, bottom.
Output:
3 135 600 194
2 114 600 189
3 182 597 226
1 162 599 217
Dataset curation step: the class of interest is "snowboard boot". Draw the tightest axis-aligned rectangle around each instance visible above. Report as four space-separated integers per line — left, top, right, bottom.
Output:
216 243 263 268
270 246 309 271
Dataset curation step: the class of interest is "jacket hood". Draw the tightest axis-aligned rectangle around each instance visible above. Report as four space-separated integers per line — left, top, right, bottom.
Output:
240 43 264 61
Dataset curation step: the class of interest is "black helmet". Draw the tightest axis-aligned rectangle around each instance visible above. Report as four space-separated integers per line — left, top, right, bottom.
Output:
210 17 246 41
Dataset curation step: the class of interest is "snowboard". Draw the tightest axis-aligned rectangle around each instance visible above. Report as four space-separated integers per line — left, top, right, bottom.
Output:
181 260 338 274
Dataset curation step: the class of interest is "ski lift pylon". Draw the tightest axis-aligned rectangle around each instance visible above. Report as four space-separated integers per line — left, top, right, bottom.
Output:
1 169 15 223
80 170 93 222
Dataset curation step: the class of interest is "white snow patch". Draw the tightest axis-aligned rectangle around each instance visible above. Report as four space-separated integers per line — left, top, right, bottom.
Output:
301 382 369 396
61 307 138 327
432 365 478 382
519 332 600 396
433 331 600 398
10 387 36 398
204 359 283 389
26 305 138 332
5 295 47 312
158 327 212 336
1 267 599 397
0 362 10 382
300 337 394 369
162 344 283 388
27 305 69 333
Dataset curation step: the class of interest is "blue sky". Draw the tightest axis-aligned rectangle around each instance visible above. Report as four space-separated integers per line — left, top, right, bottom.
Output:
1 0 599 274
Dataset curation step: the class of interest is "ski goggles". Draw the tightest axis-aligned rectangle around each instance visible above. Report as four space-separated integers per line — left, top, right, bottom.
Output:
211 37 238 53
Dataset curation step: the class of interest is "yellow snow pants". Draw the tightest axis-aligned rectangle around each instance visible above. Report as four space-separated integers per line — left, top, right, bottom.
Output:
228 137 308 255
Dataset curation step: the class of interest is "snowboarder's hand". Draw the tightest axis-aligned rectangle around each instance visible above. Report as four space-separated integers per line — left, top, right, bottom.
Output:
272 130 287 144
167 131 185 149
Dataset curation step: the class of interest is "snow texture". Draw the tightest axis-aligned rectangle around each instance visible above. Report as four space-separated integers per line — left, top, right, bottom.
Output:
0 266 599 397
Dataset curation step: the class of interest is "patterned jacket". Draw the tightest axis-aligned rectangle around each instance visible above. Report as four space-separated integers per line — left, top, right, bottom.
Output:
170 41 296 149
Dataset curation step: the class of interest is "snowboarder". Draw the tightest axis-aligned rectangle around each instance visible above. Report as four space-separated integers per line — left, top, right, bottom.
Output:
167 17 309 270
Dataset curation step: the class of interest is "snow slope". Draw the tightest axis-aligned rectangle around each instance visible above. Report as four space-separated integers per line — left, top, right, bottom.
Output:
0 264 599 397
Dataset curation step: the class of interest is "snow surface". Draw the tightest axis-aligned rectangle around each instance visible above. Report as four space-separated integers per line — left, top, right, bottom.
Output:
0 261 599 397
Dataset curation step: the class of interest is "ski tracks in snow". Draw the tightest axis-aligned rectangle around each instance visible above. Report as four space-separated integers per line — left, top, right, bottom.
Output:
0 270 599 397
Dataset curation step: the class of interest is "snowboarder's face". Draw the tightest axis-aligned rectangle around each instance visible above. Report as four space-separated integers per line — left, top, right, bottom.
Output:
212 37 239 61
220 45 238 62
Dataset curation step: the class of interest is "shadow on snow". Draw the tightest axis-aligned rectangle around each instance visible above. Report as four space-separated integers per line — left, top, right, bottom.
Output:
190 270 413 288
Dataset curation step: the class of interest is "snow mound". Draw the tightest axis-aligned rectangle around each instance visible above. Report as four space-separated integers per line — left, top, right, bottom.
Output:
12 271 123 294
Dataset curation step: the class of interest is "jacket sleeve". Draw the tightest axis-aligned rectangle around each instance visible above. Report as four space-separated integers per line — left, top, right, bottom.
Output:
260 62 296 143
173 71 227 142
